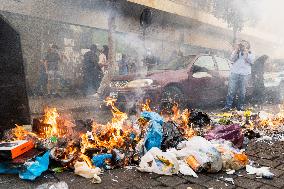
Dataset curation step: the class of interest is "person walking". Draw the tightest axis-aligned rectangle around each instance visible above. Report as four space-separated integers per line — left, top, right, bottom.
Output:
223 40 255 111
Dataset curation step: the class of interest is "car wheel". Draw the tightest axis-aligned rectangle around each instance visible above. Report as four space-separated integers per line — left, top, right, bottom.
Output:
159 85 186 112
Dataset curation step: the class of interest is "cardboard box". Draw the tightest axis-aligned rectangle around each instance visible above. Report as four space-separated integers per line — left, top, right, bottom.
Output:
0 140 34 159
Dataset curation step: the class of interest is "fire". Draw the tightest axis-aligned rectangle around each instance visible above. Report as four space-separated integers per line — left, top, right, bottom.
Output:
11 124 37 140
79 154 94 168
81 97 135 153
141 99 152 112
42 107 60 138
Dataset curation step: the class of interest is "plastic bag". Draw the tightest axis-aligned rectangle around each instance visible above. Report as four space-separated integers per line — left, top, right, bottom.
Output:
204 124 244 148
176 136 222 173
141 111 164 125
189 110 210 127
161 122 185 151
74 161 101 179
178 160 198 177
211 140 248 170
141 111 164 151
36 181 68 189
138 147 179 175
19 151 50 180
92 154 113 168
246 165 274 179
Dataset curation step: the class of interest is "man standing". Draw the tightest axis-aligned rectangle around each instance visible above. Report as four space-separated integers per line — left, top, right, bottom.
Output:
118 54 128 75
223 40 255 111
44 44 61 96
82 44 102 96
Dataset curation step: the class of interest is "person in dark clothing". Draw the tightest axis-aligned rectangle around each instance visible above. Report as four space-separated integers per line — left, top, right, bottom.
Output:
44 44 61 96
36 60 48 95
82 44 103 95
118 54 128 75
251 55 269 103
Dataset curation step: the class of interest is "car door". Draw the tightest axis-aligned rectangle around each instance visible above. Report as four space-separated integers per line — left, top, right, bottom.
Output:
214 56 231 102
186 55 223 105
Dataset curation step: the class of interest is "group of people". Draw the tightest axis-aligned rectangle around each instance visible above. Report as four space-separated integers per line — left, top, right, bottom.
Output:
223 40 269 111
36 44 110 97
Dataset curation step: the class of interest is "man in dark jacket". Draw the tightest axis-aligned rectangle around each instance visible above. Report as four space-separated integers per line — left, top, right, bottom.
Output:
82 44 103 95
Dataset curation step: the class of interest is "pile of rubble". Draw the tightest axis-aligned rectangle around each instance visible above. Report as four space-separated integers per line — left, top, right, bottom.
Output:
1 99 283 185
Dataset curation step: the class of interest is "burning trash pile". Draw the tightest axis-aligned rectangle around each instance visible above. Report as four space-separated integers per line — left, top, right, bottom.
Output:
1 99 282 183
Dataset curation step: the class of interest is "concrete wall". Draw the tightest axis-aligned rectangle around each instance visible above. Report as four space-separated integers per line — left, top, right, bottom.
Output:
0 0 281 91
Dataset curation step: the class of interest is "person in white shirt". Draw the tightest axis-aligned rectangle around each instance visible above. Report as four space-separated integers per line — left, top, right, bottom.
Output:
223 40 255 111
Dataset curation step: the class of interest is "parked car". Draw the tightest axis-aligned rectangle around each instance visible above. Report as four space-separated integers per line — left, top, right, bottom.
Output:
107 54 279 110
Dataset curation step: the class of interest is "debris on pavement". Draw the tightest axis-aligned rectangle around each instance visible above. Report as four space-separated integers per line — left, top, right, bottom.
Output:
36 181 69 189
204 124 244 148
1 98 283 184
74 161 101 180
246 165 274 179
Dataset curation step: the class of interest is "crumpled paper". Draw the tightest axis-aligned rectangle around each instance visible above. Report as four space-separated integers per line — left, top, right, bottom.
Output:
74 161 102 182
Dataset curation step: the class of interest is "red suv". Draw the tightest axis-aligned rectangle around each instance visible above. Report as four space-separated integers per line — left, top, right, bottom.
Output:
108 54 255 109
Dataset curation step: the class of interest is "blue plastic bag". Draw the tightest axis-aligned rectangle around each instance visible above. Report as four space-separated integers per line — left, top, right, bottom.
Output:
141 111 164 151
19 151 50 180
92 154 113 168
141 111 164 125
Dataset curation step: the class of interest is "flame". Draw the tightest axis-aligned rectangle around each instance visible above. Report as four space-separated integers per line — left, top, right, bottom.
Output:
11 124 37 140
141 99 152 112
42 107 60 137
80 154 94 168
81 97 134 153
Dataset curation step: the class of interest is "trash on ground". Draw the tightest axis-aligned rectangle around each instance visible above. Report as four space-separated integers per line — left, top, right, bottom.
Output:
246 165 274 179
36 181 69 189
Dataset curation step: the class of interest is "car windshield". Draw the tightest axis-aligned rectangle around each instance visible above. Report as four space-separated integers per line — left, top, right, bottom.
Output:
154 55 196 70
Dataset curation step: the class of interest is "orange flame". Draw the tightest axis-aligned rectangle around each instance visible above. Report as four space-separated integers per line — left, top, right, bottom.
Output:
81 97 134 153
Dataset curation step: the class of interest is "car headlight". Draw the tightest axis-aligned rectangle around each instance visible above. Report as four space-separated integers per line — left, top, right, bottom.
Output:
125 79 153 88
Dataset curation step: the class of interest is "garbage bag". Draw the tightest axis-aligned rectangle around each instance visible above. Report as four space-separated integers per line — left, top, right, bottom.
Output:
141 111 164 151
178 160 198 178
211 140 248 170
189 110 210 127
204 124 244 148
175 136 222 173
74 161 101 179
141 111 164 125
246 165 274 179
161 121 185 151
138 147 179 175
19 151 50 180
92 154 113 168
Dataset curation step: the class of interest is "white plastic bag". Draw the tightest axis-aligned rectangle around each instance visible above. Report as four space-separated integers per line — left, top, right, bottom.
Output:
74 161 101 180
138 147 179 175
176 136 222 173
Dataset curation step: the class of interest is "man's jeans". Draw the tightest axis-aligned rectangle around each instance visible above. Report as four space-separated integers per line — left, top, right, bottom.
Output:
225 73 250 109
